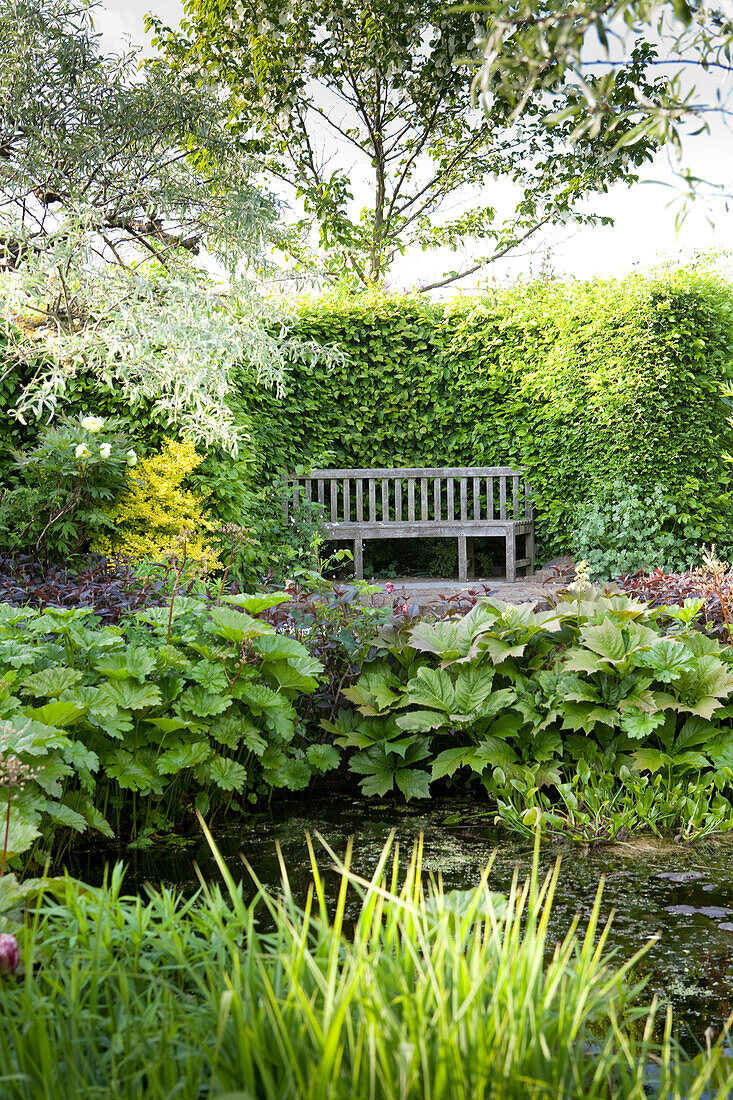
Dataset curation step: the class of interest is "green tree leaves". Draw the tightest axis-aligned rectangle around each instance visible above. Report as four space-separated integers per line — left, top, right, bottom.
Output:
151 0 660 289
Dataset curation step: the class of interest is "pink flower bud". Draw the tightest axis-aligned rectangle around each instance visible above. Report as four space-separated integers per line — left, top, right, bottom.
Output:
385 583 395 594
401 604 409 615
0 933 20 975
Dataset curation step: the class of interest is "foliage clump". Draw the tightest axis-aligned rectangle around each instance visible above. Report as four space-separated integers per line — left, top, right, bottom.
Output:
92 438 217 567
241 268 733 564
327 587 733 841
0 416 134 561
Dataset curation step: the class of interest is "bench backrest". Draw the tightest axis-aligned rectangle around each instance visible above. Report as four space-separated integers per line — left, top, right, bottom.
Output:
282 466 532 525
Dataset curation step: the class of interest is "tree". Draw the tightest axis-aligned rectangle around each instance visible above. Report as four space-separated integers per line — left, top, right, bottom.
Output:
0 0 329 452
149 0 668 291
473 1 733 205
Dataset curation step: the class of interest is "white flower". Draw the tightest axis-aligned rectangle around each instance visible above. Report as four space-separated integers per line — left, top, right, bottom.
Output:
126 449 138 467
99 443 112 459
75 443 91 459
81 415 105 433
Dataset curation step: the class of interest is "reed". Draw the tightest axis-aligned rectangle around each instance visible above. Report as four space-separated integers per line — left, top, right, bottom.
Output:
0 826 729 1099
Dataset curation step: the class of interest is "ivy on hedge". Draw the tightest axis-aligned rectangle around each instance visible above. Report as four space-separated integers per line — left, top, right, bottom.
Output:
240 268 733 558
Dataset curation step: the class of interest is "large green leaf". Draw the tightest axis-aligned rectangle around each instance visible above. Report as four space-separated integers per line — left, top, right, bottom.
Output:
176 685 230 717
395 768 430 801
0 802 41 858
395 709 446 732
207 755 248 791
306 743 340 773
103 749 157 791
100 680 162 711
252 633 311 661
644 639 695 684
219 592 291 614
157 740 212 774
45 800 88 833
408 620 466 660
145 716 189 734
580 619 628 663
206 605 269 643
264 658 322 693
619 709 666 740
20 667 83 698
453 667 501 715
95 646 156 682
234 681 293 715
33 758 74 798
24 700 86 728
189 661 229 693
405 667 455 713
342 671 402 714
432 747 478 780
2 717 68 755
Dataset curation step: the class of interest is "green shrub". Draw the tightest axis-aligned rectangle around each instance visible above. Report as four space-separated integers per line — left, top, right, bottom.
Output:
326 587 733 840
0 594 337 862
570 480 700 578
0 832 731 1098
0 416 135 561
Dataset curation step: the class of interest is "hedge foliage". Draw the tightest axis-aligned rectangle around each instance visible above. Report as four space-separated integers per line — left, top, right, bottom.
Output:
241 268 733 559
3 266 733 565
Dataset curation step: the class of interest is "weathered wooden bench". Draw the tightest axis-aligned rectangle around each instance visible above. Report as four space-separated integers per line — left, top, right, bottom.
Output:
282 466 534 582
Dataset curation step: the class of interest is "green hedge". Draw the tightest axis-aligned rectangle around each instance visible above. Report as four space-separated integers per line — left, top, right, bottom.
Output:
4 267 733 565
240 268 733 559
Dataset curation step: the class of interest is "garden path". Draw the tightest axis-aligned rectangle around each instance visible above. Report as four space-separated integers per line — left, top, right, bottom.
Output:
371 557 574 611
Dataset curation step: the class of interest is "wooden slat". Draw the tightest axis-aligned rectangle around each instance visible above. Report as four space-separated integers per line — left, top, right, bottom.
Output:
304 479 312 503
525 482 532 520
381 478 389 522
394 478 402 522
344 477 351 523
486 477 494 520
307 465 523 479
499 476 507 520
433 477 441 521
330 480 338 522
317 479 325 507
512 475 521 519
473 477 480 520
407 478 416 521
447 477 454 521
368 479 376 522
421 477 428 520
356 479 363 522
293 483 300 510
460 477 467 521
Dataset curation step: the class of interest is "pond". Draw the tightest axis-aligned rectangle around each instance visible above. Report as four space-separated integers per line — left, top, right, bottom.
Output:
66 797 733 1049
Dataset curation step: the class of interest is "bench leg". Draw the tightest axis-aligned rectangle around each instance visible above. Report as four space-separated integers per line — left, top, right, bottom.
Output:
505 527 516 583
526 528 535 577
458 534 468 583
354 537 363 580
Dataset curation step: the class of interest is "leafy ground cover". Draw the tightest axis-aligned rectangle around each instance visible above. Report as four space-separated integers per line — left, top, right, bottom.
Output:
326 587 733 842
0 593 340 861
0 828 731 1099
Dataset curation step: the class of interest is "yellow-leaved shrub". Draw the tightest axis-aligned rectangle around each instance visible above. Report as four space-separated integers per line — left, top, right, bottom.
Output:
92 438 217 567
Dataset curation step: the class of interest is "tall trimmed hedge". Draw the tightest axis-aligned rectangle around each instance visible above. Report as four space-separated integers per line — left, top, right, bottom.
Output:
240 269 733 558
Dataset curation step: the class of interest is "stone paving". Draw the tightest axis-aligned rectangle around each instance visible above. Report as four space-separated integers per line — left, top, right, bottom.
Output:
368 558 575 611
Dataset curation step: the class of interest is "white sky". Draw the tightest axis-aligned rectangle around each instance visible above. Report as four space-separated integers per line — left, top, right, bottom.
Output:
95 0 733 292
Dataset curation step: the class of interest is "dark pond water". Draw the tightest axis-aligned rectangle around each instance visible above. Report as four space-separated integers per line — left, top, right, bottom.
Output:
66 797 733 1048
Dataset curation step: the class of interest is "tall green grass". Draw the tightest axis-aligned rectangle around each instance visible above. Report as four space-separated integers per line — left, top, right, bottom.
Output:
0 823 730 1099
